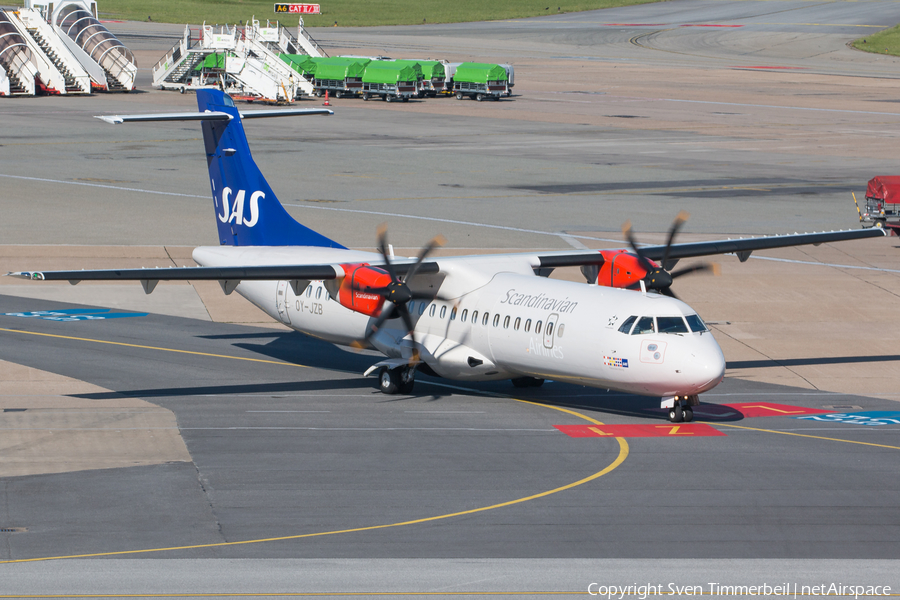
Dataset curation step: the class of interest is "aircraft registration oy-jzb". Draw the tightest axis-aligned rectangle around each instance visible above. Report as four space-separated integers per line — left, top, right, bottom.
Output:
10 91 886 423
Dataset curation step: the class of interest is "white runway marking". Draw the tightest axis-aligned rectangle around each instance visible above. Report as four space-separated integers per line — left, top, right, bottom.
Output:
749 255 900 274
0 173 207 199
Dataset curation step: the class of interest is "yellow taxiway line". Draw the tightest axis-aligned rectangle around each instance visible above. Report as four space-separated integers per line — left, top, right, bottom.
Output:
0 326 629 564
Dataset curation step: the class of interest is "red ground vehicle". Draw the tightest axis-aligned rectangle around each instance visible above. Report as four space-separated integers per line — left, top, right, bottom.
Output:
857 176 900 235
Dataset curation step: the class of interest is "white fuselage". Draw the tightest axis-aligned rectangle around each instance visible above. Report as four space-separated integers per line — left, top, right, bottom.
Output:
193 246 726 398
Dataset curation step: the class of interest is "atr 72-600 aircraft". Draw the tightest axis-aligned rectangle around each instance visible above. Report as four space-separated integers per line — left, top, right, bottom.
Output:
11 91 886 422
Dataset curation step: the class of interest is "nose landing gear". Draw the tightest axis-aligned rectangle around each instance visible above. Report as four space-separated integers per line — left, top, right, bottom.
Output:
663 394 699 423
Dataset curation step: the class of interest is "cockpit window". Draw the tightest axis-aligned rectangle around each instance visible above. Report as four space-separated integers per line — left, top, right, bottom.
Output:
618 315 637 334
685 314 708 333
632 316 655 335
657 316 689 334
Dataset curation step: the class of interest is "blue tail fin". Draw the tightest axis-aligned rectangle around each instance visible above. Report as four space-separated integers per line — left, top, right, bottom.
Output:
197 90 344 248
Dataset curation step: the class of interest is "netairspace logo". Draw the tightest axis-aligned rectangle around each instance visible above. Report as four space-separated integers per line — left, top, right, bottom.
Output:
586 582 893 598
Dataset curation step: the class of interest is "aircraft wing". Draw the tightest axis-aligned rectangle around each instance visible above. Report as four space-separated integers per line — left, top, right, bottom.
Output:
7 261 440 285
7 228 885 287
534 227 888 268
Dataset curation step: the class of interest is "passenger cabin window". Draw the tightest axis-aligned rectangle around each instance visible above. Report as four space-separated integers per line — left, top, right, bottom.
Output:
546 322 553 336
461 309 468 322
514 317 521 331
450 307 457 321
472 310 478 324
482 313 489 326
306 286 313 297
493 314 500 327
685 314 708 333
557 324 565 338
316 287 322 299
525 319 531 332
419 302 426 316
632 316 655 335
503 315 510 329
440 306 447 319
535 321 542 334
429 305 436 317
657 316 689 334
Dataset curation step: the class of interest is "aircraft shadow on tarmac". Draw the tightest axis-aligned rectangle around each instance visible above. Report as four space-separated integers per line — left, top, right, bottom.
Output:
728 354 900 368
69 327 876 423
71 377 378 400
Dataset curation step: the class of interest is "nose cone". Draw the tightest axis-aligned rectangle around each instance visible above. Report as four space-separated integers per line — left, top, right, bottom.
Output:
687 335 726 393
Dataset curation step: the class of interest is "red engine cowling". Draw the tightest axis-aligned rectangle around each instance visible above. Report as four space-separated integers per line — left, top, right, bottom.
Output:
337 264 392 317
596 250 654 289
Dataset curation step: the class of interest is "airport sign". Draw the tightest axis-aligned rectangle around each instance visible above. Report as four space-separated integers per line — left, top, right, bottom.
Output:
274 3 320 14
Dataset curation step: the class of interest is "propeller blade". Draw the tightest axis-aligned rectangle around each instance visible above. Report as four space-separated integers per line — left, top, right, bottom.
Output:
404 234 445 283
362 302 395 342
621 220 655 272
660 287 679 300
670 262 719 279
661 211 689 270
376 223 399 283
396 303 420 364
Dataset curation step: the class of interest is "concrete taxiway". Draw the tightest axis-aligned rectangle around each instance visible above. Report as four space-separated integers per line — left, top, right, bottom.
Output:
1 0 899 596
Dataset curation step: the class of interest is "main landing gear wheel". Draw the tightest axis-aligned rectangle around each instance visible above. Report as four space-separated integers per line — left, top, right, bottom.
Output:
379 367 399 394
378 366 415 395
682 408 694 422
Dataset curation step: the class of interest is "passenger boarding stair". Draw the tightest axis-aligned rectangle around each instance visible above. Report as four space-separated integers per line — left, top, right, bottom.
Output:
153 22 311 101
235 19 314 99
0 9 39 95
294 21 328 57
26 0 136 91
152 24 230 91
9 7 90 94
256 19 327 58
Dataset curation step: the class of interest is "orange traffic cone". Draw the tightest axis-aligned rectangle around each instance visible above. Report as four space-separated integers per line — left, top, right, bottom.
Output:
323 90 330 106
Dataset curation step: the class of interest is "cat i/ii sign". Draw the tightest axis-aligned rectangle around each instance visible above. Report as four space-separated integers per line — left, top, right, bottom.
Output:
275 3 320 13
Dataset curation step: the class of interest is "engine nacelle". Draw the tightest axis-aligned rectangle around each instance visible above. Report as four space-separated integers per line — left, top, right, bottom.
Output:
337 263 392 317
596 250 654 289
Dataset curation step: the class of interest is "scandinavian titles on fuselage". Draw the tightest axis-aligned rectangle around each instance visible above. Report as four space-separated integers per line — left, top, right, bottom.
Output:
528 338 563 359
499 289 578 313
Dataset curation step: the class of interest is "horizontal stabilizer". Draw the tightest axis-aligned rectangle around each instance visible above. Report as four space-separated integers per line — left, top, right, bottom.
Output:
95 108 333 125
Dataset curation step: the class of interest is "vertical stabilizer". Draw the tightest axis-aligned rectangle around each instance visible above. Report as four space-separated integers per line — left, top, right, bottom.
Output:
197 90 344 248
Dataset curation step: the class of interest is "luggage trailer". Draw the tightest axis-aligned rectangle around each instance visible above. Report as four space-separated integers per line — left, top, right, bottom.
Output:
361 62 419 102
309 56 369 98
857 176 900 235
451 62 509 101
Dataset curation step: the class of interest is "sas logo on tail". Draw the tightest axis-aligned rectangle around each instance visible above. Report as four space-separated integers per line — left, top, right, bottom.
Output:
218 187 262 227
